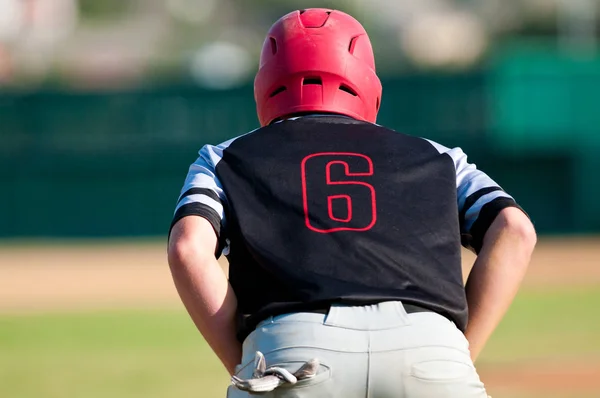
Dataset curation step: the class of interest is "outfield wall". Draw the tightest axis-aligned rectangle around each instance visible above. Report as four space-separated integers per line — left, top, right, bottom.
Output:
2 48 599 238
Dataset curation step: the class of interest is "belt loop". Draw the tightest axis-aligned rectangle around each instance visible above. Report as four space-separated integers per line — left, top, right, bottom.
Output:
323 304 343 327
395 301 409 317
322 308 329 326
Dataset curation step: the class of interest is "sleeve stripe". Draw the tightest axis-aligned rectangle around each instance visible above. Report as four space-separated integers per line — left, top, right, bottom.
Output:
423 138 528 252
457 172 501 210
170 202 222 237
178 187 220 204
459 186 503 223
175 194 224 219
465 197 526 253
463 190 513 232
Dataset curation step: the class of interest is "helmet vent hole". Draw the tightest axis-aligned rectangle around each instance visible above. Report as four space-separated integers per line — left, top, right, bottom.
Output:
348 36 359 54
269 37 277 55
339 84 357 96
301 9 331 15
376 97 380 111
269 86 287 98
303 77 322 85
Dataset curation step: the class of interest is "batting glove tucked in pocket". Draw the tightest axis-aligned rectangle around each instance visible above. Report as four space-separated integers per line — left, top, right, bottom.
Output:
231 351 320 393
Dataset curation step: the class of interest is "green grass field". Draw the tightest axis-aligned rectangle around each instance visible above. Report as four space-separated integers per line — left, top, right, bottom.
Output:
480 287 600 362
0 310 230 398
1 288 599 398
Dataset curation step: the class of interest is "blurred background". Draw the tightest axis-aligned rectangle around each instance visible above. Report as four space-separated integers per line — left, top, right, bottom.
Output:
0 0 599 397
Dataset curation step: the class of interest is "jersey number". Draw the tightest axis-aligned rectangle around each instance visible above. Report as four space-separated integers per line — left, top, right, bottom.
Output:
301 152 377 233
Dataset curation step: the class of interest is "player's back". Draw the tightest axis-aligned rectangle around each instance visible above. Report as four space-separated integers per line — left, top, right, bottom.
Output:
171 113 517 397
209 115 469 340
172 114 518 341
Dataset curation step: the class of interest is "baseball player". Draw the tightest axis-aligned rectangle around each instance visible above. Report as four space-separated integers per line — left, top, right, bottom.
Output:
167 8 536 398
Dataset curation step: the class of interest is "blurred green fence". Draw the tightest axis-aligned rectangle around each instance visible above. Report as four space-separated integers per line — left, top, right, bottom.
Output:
1 49 599 238
489 46 600 235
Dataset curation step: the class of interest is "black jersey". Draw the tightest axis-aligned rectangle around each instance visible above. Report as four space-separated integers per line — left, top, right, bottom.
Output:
171 115 524 342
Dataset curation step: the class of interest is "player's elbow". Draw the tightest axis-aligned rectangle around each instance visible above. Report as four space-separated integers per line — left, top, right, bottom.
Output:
167 223 214 271
168 236 196 269
496 207 537 251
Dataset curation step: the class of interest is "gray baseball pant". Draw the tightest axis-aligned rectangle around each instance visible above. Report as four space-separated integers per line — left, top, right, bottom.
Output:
227 301 489 398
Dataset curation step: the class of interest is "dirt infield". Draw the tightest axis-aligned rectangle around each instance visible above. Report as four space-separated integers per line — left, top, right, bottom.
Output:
479 361 600 396
1 236 598 313
0 241 179 313
1 236 599 395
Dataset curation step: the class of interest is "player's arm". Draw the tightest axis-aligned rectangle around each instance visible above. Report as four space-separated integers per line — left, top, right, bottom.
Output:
167 144 241 376
445 145 536 361
463 206 536 361
168 216 241 376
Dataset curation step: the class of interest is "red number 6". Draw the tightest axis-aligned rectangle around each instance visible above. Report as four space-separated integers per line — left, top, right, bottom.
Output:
301 152 377 233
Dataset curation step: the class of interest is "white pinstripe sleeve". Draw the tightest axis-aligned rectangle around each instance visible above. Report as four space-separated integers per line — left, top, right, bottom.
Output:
170 139 235 254
425 139 526 252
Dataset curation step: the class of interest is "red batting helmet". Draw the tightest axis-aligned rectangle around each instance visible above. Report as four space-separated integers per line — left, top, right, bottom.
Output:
254 9 382 126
